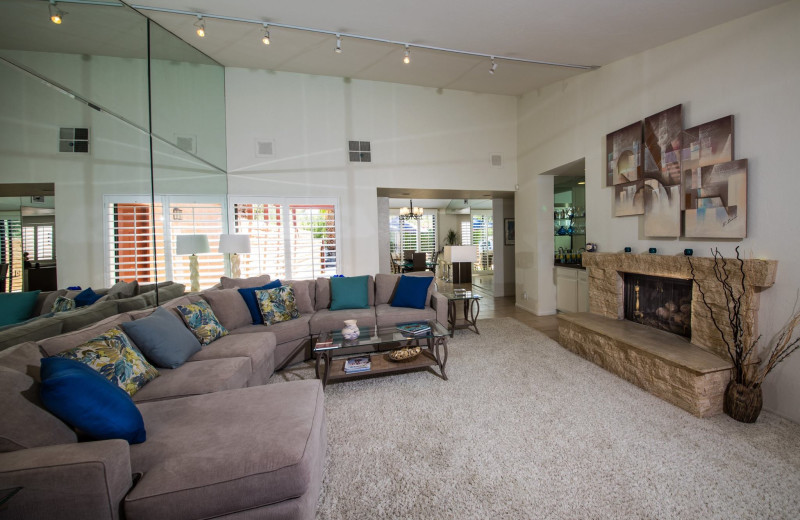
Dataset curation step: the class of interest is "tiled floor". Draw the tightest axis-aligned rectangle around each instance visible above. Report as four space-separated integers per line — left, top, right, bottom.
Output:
437 275 560 341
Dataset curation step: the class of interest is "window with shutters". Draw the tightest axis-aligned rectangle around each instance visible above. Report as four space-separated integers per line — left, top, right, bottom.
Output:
0 219 22 292
230 198 338 280
389 213 437 261
471 213 493 272
104 196 225 288
22 224 54 262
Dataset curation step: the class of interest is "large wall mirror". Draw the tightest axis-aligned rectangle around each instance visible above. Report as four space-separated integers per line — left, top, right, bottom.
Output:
0 0 226 302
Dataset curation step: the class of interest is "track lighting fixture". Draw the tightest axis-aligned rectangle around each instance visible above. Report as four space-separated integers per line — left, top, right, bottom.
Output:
403 45 411 65
194 15 205 38
490 57 497 75
261 24 271 45
335 34 342 54
49 0 64 25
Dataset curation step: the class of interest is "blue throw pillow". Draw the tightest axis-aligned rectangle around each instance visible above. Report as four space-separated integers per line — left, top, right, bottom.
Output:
121 307 202 368
238 279 282 324
330 275 370 311
0 290 41 326
391 275 433 309
74 288 103 308
39 357 146 444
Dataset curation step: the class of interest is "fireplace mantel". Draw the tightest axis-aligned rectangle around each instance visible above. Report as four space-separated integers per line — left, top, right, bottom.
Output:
582 252 778 359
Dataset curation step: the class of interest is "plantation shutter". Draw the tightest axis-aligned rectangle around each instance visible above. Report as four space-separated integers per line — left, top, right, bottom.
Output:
1 219 22 292
22 225 54 262
106 202 163 283
168 202 225 289
288 204 337 280
232 202 286 279
471 214 493 272
417 214 437 261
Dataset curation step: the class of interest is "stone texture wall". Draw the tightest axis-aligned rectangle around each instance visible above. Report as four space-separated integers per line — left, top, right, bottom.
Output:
583 253 777 360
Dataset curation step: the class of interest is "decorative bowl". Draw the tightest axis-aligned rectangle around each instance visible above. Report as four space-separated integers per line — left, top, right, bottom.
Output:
388 346 421 362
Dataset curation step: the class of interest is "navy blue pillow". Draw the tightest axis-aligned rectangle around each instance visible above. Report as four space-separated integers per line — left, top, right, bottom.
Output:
74 288 103 307
391 275 433 309
39 357 146 444
121 307 201 368
238 279 282 324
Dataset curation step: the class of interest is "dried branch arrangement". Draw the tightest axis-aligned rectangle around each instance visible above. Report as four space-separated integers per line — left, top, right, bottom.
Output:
689 246 800 388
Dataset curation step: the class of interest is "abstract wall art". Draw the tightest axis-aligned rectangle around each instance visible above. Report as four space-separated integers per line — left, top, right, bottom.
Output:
606 121 643 187
614 180 644 217
643 180 681 237
683 159 747 238
643 104 683 187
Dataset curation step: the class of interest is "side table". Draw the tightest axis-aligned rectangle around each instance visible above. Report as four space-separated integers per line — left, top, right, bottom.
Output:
442 291 481 337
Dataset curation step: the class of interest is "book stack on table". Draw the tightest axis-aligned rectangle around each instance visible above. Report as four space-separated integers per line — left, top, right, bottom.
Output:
343 356 371 373
396 322 431 336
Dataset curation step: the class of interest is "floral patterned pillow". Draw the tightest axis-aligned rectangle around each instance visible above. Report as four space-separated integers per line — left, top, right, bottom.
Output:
256 285 301 326
56 328 159 396
176 300 228 345
51 296 76 313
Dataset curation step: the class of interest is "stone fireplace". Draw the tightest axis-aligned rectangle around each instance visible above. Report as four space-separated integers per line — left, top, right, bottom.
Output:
623 273 692 338
558 252 777 417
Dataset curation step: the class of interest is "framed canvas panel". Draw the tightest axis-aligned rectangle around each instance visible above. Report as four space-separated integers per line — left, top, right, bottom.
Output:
606 121 643 187
614 180 644 217
643 104 683 187
684 159 747 238
681 115 733 210
643 179 681 237
504 218 515 245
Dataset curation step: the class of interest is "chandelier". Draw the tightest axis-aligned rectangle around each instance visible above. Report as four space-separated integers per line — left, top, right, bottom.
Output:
399 199 423 221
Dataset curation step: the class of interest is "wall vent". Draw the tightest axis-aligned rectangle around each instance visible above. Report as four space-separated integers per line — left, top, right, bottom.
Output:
490 153 503 167
175 134 197 154
59 128 89 153
255 139 275 158
348 140 371 162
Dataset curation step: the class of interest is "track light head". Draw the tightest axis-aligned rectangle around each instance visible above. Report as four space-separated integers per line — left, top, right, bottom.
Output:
194 15 205 38
335 34 342 54
49 0 64 24
490 57 497 75
261 24 271 45
403 45 411 65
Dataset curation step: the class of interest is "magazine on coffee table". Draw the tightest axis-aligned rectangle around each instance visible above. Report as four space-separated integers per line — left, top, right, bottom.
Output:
343 356 371 373
396 322 431 336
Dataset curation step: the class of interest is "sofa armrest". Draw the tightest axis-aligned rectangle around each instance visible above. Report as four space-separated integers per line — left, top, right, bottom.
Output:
0 439 132 520
430 292 449 329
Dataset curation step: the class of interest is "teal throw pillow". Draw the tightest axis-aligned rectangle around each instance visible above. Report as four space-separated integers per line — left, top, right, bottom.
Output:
330 275 370 311
391 275 433 309
0 290 41 326
256 286 301 326
176 300 228 346
40 357 146 444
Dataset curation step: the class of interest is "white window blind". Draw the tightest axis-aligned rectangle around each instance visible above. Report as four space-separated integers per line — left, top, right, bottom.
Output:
390 213 437 261
23 225 54 262
1 219 22 292
231 198 338 280
471 214 494 272
105 196 225 288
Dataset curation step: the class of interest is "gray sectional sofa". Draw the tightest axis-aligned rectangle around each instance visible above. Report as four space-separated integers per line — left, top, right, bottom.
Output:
0 271 446 519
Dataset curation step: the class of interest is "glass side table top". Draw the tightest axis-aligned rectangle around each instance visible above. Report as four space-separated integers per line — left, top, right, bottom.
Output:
441 290 482 300
314 320 449 353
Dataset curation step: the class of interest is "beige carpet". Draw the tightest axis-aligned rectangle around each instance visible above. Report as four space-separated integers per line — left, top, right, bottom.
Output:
270 317 800 519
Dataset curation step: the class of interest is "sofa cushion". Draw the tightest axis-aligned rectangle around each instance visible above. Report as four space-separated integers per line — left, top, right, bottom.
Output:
230 314 311 346
121 307 201 369
115 294 150 313
256 286 301 326
391 275 434 309
155 282 187 304
39 357 146 444
0 345 77 452
0 290 41 326
51 296 76 313
126 380 325 520
131 358 251 403
330 275 370 311
237 280 282 325
280 279 316 314
52 300 122 333
39 313 133 356
315 275 375 310
309 307 377 335
202 288 253 330
220 274 271 290
175 301 228 346
0 316 63 352
188 332 276 386
376 303 436 328
36 289 67 316
106 280 139 300
56 328 159 397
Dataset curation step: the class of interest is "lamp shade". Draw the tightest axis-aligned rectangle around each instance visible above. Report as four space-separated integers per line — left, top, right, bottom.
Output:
218 234 251 254
448 245 476 263
176 234 210 255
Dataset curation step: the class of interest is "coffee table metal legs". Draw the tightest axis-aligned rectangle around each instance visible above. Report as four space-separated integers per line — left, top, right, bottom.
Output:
431 336 449 380
315 350 331 388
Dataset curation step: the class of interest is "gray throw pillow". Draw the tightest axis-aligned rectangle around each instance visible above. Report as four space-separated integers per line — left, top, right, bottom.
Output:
121 306 201 369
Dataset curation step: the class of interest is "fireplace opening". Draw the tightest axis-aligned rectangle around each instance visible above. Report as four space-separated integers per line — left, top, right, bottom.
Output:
623 273 692 338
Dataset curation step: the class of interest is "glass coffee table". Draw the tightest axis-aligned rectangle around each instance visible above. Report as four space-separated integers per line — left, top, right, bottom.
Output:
313 320 449 388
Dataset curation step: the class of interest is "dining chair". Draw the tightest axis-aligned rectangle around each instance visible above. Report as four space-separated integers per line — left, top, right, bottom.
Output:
412 252 426 272
403 250 415 261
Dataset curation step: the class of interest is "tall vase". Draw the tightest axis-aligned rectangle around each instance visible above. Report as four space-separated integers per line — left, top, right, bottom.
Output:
342 320 360 340
723 381 763 423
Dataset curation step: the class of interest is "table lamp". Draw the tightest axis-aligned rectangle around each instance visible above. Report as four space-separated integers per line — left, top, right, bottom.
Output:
176 234 210 292
218 234 251 279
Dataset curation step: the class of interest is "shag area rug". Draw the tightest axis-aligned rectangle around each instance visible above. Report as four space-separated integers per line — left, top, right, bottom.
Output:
270 317 800 519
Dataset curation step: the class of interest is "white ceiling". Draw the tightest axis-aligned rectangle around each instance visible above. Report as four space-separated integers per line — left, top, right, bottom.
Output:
127 0 785 96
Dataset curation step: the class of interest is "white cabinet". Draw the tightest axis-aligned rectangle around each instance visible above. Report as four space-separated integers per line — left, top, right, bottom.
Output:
556 267 589 313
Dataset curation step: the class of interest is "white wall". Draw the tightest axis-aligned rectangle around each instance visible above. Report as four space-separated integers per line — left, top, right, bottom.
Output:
516 0 800 421
225 69 518 275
